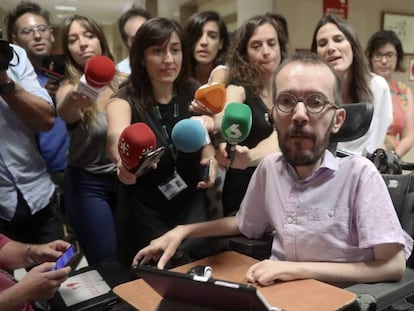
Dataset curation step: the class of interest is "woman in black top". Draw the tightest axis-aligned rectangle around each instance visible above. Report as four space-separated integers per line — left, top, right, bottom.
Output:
106 18 216 266
216 15 288 215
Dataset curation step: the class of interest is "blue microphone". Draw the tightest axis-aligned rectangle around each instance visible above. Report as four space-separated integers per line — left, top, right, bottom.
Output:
172 119 210 153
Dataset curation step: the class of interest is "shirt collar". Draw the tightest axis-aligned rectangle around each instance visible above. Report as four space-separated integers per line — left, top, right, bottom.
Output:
282 149 339 182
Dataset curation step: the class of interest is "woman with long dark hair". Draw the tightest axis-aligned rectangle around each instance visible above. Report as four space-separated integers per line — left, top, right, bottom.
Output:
310 14 392 155
184 10 229 84
106 17 216 266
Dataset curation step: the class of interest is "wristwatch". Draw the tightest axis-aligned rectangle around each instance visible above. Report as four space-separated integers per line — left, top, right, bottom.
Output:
0 79 15 95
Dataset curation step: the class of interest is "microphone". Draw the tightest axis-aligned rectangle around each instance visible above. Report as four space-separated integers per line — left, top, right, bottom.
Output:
171 119 211 153
77 55 115 101
118 122 165 176
194 82 226 114
220 102 252 159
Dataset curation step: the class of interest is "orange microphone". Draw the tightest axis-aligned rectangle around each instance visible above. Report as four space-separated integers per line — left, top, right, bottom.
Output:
194 82 226 114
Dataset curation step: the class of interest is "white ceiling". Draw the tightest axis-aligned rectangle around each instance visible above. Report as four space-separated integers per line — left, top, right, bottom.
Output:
2 0 146 26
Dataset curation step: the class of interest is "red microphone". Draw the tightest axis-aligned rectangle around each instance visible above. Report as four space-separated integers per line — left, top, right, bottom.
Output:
118 123 165 176
194 82 226 114
77 55 116 101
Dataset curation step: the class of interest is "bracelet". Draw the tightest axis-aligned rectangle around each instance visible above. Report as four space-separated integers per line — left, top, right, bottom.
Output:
26 244 37 265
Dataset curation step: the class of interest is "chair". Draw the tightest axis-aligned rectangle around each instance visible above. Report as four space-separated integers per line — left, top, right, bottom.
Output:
227 102 414 310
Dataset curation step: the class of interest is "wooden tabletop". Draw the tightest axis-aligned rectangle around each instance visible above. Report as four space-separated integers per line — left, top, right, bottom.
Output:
114 251 356 311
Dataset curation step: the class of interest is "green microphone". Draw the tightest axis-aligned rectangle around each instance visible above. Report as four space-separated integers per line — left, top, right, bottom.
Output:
220 102 252 159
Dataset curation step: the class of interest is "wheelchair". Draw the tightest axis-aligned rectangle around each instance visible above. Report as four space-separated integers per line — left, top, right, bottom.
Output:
228 102 414 311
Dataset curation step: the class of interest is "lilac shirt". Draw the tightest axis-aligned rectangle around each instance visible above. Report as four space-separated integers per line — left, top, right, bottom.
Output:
237 151 413 262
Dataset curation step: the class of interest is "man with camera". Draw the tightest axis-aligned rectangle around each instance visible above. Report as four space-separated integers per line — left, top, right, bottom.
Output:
0 37 63 245
5 1 69 191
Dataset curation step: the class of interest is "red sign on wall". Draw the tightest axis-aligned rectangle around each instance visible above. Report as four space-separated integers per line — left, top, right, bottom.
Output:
323 0 348 19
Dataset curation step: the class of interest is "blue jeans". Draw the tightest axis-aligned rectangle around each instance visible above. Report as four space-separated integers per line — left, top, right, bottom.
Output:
64 166 117 265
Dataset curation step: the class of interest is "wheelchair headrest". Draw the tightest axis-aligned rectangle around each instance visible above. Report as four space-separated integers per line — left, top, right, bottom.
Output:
330 102 374 143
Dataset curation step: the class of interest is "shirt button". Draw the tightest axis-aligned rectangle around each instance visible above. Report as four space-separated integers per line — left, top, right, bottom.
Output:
287 217 293 224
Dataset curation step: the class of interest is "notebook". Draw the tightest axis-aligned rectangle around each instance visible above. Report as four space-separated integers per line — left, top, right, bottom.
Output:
133 265 282 311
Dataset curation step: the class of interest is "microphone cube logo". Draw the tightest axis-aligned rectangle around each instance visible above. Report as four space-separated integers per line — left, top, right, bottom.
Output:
118 137 153 168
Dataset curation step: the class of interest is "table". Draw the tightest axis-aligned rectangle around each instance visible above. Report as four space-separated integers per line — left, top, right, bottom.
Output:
113 251 356 311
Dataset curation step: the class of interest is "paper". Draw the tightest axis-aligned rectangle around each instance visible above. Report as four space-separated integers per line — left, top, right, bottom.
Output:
58 270 111 307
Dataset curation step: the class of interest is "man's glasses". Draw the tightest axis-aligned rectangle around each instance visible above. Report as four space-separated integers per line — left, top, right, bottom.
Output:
274 93 338 114
373 51 396 61
18 25 51 38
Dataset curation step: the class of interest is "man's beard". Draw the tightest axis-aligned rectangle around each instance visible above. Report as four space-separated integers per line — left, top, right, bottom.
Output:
279 119 334 167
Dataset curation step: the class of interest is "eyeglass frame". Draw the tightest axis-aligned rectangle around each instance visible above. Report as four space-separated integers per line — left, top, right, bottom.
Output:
17 24 51 38
372 51 396 61
274 92 339 114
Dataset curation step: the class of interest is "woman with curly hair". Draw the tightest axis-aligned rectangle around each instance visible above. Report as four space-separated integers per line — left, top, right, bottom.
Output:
215 14 287 216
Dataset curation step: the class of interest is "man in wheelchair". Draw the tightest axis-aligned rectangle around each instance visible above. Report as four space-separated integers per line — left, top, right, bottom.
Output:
133 52 413 287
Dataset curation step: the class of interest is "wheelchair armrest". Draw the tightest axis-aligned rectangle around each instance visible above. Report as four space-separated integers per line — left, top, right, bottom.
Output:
345 268 414 310
227 233 273 260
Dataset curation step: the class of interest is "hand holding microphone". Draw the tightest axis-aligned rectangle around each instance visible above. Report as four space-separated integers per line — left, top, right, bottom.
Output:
118 123 165 181
171 118 215 186
192 82 226 115
76 55 115 101
220 102 252 162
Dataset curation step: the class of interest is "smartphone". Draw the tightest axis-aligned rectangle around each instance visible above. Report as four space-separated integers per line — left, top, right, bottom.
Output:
40 55 65 82
201 158 213 181
51 244 78 271
132 146 166 177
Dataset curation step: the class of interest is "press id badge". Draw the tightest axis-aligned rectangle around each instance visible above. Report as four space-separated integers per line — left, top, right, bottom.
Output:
158 172 188 200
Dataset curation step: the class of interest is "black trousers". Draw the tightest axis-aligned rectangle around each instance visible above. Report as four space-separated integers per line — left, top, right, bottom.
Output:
0 189 63 244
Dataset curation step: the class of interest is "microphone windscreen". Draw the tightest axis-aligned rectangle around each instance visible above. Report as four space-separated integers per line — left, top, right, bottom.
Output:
118 123 157 170
84 55 116 88
194 83 226 114
172 119 209 153
221 102 252 144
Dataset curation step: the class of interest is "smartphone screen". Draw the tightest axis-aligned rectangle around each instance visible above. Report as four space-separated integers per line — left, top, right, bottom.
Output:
52 245 77 271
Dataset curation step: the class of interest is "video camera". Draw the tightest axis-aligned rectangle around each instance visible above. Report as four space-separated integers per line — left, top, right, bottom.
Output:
0 40 14 71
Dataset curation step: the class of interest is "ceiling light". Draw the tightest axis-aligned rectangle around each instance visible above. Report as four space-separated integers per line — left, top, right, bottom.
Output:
55 5 77 11
56 13 73 19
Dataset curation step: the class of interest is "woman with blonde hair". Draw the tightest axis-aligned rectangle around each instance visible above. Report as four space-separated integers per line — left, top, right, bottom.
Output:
56 15 122 265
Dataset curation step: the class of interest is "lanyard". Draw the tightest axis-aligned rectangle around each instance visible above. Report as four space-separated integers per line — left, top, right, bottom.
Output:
152 101 179 161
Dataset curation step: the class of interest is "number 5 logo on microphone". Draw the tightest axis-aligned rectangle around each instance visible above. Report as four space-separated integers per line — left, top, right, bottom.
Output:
224 124 242 140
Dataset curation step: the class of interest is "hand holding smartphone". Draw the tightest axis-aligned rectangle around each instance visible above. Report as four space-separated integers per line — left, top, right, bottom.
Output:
51 244 78 271
132 146 166 177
